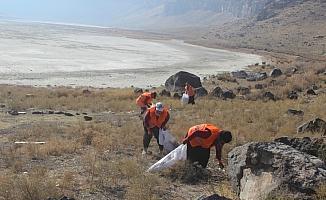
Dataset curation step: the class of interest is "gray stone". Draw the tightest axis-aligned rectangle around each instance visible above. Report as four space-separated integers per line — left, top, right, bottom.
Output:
287 109 304 116
222 90 236 99
287 91 298 99
307 89 317 95
210 87 223 97
269 68 283 77
165 71 202 92
275 136 326 161
246 72 268 81
84 116 93 121
231 70 248 79
64 112 74 117
196 87 208 97
297 118 326 135
228 142 326 200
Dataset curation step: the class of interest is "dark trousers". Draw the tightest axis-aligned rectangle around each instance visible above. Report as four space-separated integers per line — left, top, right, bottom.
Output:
188 96 195 104
187 143 210 168
140 107 147 114
143 126 163 151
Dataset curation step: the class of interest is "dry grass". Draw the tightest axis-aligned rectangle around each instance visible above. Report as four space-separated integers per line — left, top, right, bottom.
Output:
0 73 325 199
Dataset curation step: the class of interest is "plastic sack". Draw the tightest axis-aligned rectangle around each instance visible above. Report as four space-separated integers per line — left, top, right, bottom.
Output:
147 144 187 172
159 129 179 153
181 93 189 105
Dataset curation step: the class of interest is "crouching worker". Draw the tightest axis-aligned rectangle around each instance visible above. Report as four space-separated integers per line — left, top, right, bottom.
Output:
136 91 157 115
143 102 170 155
185 82 196 104
182 124 232 169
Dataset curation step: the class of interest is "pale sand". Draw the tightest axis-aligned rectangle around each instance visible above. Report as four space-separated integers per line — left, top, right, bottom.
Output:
0 21 262 88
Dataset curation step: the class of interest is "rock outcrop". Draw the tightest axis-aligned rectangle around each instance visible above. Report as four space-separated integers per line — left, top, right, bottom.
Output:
165 71 202 92
275 136 326 161
228 142 326 200
196 87 208 97
297 118 326 135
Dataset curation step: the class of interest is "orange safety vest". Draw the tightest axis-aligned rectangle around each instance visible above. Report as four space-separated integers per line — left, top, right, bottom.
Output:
146 106 169 128
186 124 221 148
136 92 152 107
185 85 195 97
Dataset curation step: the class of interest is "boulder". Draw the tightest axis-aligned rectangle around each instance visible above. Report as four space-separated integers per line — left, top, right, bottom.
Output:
8 110 19 116
237 86 250 95
0 104 5 108
263 91 275 101
133 88 143 94
165 71 202 92
269 68 283 77
84 116 93 121
196 87 208 97
55 111 65 115
275 137 326 161
287 109 304 116
64 112 74 117
287 91 298 99
210 87 223 97
222 90 236 99
307 89 317 95
228 142 326 200
231 70 248 79
246 72 268 81
297 118 326 135
160 89 171 97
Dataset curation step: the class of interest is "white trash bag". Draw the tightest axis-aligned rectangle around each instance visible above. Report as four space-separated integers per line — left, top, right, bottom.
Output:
159 129 179 153
147 144 187 172
181 93 189 105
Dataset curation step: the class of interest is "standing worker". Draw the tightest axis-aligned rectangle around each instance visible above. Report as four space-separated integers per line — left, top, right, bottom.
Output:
185 82 196 104
182 124 232 169
136 91 157 115
143 102 170 155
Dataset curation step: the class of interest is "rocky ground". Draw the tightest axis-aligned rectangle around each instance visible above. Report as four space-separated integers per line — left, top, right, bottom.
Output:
0 53 325 199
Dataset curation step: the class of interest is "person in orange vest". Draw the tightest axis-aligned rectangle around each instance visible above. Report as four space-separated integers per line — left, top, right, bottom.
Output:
182 124 232 169
142 102 170 155
136 91 157 115
185 82 196 104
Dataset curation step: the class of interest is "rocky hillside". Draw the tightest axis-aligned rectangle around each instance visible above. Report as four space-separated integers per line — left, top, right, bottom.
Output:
182 0 326 59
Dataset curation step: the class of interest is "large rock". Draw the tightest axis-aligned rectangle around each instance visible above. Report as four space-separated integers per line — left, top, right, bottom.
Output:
210 87 223 97
287 109 304 116
196 87 208 97
228 142 326 200
222 90 236 99
246 72 268 81
287 91 298 99
275 137 326 161
198 194 232 200
297 118 326 135
231 70 248 79
269 68 283 77
165 71 202 92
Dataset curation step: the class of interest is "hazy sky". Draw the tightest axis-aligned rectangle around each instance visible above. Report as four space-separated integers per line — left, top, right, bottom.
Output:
0 0 143 25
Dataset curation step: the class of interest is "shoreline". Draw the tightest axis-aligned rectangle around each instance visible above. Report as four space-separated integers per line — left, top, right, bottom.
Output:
0 21 262 89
